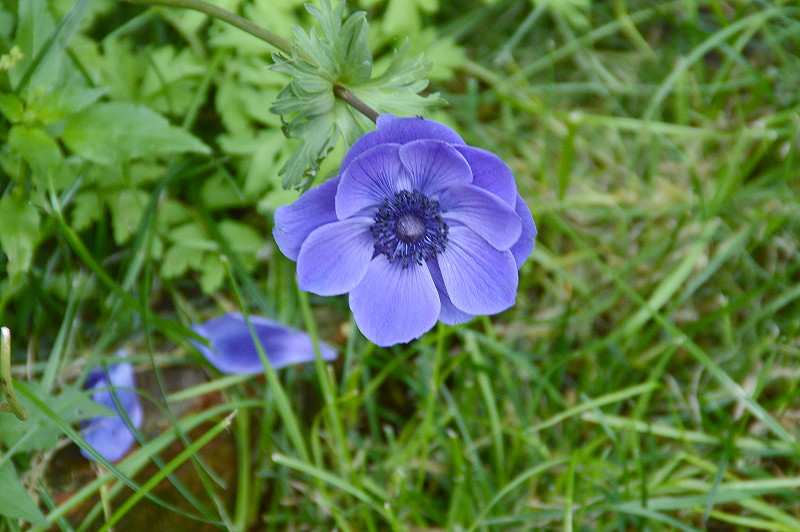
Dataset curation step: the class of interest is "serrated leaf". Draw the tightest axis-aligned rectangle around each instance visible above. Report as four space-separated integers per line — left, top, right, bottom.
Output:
27 86 106 124
0 461 47 526
357 40 445 114
200 253 225 294
161 243 203 278
62 102 210 165
166 222 215 249
70 192 103 231
140 46 204 116
110 189 149 244
219 220 263 255
0 193 41 277
269 0 443 189
277 115 338 189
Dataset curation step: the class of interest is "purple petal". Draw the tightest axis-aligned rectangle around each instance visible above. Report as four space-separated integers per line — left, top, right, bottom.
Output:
439 184 522 250
273 177 340 261
81 358 143 463
399 140 472 196
335 144 404 219
191 313 337 374
454 146 517 207
510 194 537 269
341 115 466 174
438 226 518 314
297 218 375 296
349 256 441 346
428 258 474 326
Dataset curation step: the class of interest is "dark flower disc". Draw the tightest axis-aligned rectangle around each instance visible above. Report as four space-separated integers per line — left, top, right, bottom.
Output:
370 190 449 268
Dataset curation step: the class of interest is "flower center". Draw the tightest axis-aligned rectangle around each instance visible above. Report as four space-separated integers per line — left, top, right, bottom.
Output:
370 190 448 268
394 213 427 243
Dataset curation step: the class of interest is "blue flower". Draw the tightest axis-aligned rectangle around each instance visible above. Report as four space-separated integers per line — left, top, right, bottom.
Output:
81 357 143 463
190 313 337 374
273 115 536 346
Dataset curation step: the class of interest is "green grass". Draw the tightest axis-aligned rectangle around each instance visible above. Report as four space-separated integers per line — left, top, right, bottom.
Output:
1 0 799 530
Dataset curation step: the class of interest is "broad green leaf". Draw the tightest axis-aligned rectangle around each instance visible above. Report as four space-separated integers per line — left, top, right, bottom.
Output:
161 243 203 279
381 0 438 36
140 45 204 116
62 102 210 165
7 124 62 173
12 0 57 89
219 220 263 255
165 222 215 249
25 86 106 124
70 191 103 231
110 189 149 244
200 253 225 294
0 460 47 526
0 193 41 277
0 92 23 122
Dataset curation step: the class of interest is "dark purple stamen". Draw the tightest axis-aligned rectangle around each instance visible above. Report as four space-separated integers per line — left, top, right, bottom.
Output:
370 190 448 268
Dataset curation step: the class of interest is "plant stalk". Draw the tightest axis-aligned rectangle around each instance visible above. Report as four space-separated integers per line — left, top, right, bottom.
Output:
118 0 380 122
0 327 29 420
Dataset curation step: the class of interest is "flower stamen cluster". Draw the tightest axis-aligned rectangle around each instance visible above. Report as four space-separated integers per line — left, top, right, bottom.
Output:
370 190 448 268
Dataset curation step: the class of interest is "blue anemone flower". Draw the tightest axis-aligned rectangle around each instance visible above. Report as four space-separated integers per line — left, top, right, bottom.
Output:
273 115 537 346
81 358 143 463
190 313 337 374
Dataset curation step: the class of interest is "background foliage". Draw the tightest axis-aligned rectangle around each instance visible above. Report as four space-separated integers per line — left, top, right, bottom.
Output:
0 0 799 530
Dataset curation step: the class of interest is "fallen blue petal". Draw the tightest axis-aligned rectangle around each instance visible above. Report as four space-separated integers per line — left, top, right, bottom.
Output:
190 313 337 374
81 356 143 463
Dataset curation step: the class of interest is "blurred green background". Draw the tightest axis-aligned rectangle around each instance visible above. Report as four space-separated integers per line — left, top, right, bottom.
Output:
0 0 798 530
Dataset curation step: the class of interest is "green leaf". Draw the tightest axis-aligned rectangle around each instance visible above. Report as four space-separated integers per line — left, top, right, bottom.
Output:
381 0 438 36
269 0 443 189
276 114 339 189
62 102 210 165
7 124 62 174
0 193 41 277
0 460 47 526
161 222 213 279
26 86 106 124
70 191 103 231
218 220 263 255
0 382 110 454
110 189 149 244
200 253 225 294
161 243 203 279
356 40 445 115
0 93 24 122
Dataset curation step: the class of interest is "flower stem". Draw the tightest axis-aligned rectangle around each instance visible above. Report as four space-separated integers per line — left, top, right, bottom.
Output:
0 327 29 420
118 0 293 55
117 0 381 122
334 84 379 123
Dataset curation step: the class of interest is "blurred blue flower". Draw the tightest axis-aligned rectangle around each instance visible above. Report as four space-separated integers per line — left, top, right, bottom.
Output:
273 115 536 346
81 357 143 463
190 313 337 374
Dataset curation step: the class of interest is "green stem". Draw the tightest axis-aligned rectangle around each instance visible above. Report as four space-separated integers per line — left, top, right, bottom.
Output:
334 85 379 124
118 0 293 55
0 327 29 420
118 0 381 123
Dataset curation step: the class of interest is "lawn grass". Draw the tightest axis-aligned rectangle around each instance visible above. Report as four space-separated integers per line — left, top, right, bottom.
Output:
1 0 799 530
